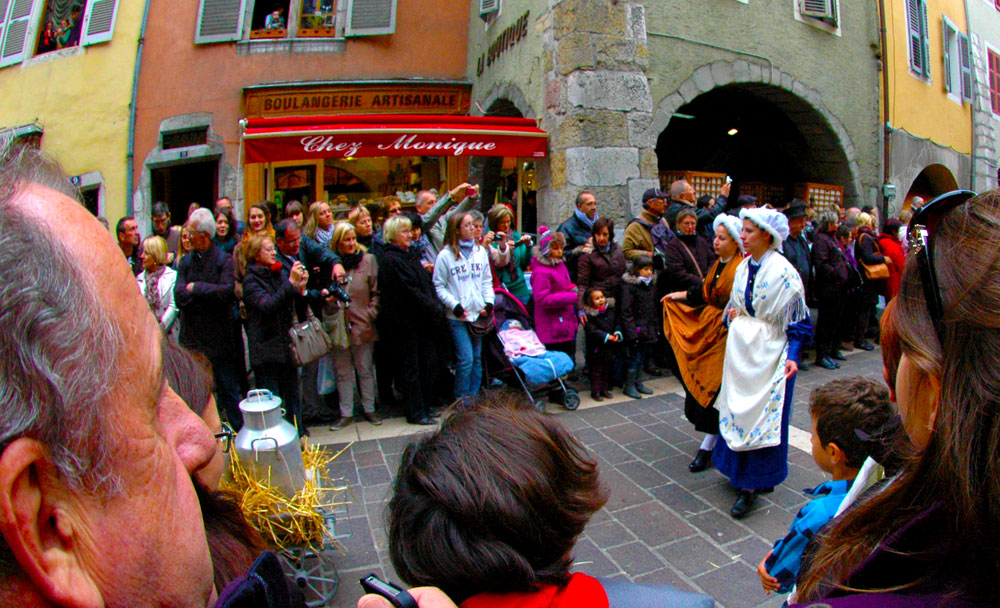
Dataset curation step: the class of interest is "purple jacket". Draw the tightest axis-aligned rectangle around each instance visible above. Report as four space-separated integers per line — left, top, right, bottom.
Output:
530 255 579 344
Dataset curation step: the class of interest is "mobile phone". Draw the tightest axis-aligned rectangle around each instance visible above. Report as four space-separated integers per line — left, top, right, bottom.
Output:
466 186 476 198
359 574 418 608
725 175 732 184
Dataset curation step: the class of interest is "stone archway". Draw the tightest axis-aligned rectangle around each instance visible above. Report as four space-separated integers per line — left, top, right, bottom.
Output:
476 81 535 119
651 60 864 205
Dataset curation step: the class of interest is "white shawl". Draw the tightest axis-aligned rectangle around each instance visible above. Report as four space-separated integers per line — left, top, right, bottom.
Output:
717 251 807 451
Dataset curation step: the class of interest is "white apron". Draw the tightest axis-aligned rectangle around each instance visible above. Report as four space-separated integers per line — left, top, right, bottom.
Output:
717 251 807 451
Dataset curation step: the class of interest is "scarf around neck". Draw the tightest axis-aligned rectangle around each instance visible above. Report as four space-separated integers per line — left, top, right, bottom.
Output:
575 207 598 230
340 250 363 271
459 239 475 258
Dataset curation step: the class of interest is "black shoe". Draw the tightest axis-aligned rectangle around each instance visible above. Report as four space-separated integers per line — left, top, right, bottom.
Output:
635 381 653 395
831 351 846 361
688 449 713 473
364 412 383 426
758 486 774 494
730 490 756 519
855 342 875 351
643 365 664 377
814 358 838 370
408 417 437 426
328 417 353 431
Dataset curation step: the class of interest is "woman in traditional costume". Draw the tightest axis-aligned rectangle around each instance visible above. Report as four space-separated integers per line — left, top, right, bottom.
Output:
662 214 745 473
715 208 812 519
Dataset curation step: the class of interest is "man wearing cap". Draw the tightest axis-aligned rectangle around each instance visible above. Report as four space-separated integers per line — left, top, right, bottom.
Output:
623 187 673 263
665 179 730 240
557 191 598 279
781 199 812 298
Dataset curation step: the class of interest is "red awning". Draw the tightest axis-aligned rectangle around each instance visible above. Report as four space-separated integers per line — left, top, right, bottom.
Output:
242 114 547 163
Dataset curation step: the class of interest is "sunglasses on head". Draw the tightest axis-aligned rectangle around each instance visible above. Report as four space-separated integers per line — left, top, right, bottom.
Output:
906 189 976 337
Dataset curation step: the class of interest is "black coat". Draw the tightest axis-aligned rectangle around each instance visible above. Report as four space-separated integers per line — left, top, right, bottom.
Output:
242 264 297 367
377 243 443 332
662 233 717 295
175 242 236 360
620 273 659 344
583 299 620 355
782 233 813 296
810 230 849 300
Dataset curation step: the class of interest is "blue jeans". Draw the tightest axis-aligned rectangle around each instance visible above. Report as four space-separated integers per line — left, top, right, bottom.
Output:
449 319 483 400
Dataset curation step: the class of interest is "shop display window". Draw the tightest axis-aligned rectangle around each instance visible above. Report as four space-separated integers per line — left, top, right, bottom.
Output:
36 0 85 55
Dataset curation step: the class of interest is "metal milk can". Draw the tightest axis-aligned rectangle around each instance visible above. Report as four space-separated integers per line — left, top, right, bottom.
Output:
234 389 306 498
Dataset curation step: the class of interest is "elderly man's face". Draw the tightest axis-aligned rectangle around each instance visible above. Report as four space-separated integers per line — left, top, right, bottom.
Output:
119 219 139 247
415 192 436 215
577 193 597 219
11 185 217 606
681 182 697 204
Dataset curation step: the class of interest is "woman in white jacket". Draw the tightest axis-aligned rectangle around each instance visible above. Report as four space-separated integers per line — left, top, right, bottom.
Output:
433 211 495 403
136 235 179 337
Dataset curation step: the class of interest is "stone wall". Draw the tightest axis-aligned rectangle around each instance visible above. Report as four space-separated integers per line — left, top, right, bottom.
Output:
537 0 654 227
967 0 1000 192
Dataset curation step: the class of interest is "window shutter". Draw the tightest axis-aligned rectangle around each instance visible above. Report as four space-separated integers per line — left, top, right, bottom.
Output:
942 18 953 93
195 0 246 44
959 33 973 102
0 0 10 54
480 0 500 16
800 0 834 19
80 0 118 46
920 0 931 78
345 0 396 37
0 0 34 68
906 0 924 74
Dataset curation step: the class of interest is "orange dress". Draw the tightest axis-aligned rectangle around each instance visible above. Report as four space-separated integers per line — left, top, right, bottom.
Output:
662 256 739 408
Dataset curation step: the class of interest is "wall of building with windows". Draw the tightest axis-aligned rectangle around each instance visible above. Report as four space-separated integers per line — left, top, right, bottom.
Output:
886 0 972 154
0 0 138 220
967 0 1000 191
131 0 470 227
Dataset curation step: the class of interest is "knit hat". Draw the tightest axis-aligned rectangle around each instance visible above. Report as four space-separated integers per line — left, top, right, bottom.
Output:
740 208 789 252
537 226 554 257
713 214 745 254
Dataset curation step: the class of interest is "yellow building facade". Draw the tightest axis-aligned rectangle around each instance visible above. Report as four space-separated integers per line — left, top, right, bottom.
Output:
882 0 973 211
0 0 140 222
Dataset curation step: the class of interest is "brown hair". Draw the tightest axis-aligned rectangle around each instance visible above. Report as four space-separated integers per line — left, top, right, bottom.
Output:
880 298 902 390
443 211 474 260
797 191 1000 602
387 392 607 603
591 216 614 237
241 234 272 266
808 377 894 469
161 340 214 416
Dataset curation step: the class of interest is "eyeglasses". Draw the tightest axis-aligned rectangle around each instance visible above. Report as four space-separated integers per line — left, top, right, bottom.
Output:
906 189 976 337
214 421 235 454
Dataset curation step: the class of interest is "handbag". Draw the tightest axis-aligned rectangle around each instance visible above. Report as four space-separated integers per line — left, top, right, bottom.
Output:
468 312 495 337
859 235 889 280
288 309 332 366
322 306 351 350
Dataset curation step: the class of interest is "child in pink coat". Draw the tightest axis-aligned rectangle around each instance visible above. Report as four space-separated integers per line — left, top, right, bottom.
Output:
530 227 580 375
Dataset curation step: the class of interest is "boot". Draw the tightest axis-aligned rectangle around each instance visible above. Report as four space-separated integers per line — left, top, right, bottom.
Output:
623 371 642 399
634 372 653 395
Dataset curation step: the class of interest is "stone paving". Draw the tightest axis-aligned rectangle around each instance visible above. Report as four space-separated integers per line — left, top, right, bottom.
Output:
315 347 884 608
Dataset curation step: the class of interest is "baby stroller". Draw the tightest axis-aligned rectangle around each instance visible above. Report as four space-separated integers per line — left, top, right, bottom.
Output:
484 287 581 411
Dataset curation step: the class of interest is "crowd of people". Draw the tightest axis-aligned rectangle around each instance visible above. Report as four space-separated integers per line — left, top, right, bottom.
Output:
3 139 999 607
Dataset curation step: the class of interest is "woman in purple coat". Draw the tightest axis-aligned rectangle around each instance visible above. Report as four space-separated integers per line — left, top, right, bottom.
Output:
530 227 580 374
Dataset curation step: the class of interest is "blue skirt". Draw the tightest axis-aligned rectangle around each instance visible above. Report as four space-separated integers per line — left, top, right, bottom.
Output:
712 374 796 490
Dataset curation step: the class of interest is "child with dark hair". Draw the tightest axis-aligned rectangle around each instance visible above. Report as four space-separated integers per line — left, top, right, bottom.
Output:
620 255 658 399
582 286 621 401
757 376 895 596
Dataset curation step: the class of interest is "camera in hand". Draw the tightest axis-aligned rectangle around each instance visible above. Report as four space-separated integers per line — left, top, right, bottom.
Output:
494 232 504 242
327 278 352 304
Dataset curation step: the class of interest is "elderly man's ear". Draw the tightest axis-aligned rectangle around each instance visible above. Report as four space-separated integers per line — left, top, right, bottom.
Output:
0 438 103 608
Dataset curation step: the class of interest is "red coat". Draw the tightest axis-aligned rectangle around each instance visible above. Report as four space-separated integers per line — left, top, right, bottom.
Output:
878 233 905 299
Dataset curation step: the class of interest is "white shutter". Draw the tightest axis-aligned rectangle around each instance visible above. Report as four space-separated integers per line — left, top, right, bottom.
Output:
480 0 500 16
959 33 974 102
942 17 954 93
0 0 10 55
195 0 246 44
345 0 396 37
800 0 834 20
81 0 119 46
0 0 34 68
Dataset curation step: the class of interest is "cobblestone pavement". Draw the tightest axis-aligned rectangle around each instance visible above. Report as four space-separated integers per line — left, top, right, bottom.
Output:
314 347 884 608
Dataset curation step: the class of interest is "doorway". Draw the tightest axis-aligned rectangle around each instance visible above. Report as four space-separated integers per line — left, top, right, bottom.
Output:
151 160 219 223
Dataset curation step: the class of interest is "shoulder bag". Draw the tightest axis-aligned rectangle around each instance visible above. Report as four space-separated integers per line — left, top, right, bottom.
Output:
288 308 332 366
859 234 889 281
